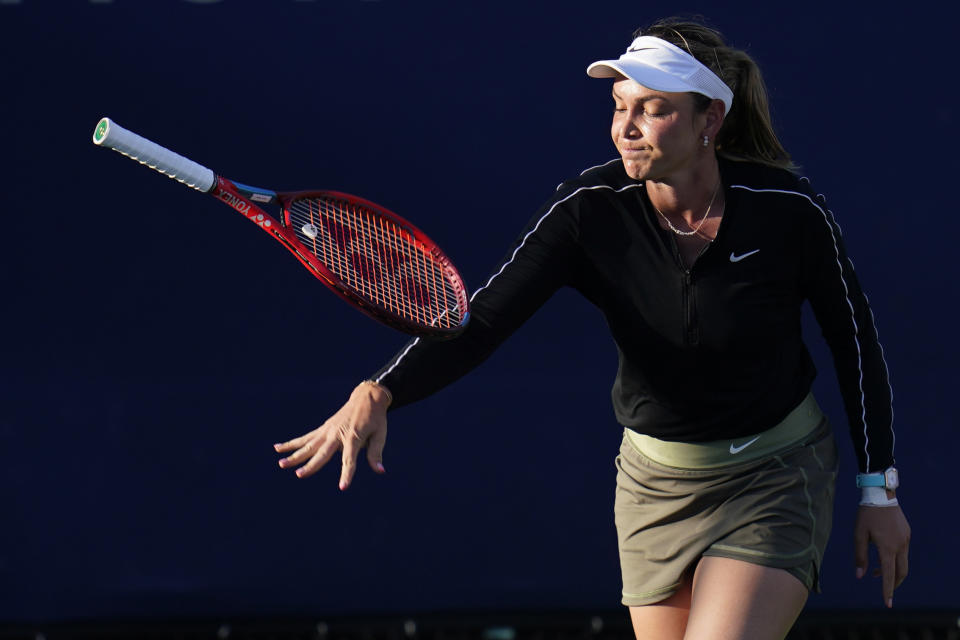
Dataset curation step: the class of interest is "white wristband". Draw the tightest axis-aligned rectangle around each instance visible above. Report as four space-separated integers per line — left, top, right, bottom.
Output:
859 486 898 507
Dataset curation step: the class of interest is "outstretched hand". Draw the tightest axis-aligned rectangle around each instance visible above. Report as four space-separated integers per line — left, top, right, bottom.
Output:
274 380 392 490
853 501 910 608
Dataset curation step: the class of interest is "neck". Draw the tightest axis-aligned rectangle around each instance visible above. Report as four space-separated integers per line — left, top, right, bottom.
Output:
646 158 722 218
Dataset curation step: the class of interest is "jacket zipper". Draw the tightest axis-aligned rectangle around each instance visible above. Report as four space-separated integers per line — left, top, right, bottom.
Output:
683 270 698 346
671 239 710 347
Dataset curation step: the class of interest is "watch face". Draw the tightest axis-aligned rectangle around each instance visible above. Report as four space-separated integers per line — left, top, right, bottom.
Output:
884 467 899 490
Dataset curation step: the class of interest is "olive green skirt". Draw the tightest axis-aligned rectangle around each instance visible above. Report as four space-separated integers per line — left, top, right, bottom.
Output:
614 394 838 606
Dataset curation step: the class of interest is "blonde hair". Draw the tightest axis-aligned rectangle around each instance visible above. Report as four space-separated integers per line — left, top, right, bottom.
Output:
636 17 796 171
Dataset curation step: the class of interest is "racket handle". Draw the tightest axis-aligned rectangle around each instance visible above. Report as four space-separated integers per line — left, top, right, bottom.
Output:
92 117 216 193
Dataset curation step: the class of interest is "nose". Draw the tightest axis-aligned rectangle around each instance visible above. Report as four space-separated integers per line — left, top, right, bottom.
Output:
619 107 642 140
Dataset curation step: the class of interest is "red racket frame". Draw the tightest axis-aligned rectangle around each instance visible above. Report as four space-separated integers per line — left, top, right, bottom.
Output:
212 177 470 339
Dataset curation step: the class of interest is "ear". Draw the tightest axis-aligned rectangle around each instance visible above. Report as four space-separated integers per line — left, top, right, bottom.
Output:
703 99 726 138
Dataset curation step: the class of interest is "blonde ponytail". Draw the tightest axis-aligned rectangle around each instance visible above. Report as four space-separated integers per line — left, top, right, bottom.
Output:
637 18 796 171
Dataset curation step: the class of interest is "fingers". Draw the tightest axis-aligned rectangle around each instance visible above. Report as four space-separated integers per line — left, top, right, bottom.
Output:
886 533 910 606
338 423 363 491
337 421 387 488
273 433 312 454
853 520 869 580
296 440 340 479
879 550 895 608
367 426 387 475
878 546 909 607
273 427 339 479
276 439 320 469
896 546 909 590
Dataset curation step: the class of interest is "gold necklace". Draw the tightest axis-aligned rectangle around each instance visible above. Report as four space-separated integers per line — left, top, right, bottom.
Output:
651 181 721 237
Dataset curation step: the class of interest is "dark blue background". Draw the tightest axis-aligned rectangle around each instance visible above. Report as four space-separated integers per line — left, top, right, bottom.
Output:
1 0 956 622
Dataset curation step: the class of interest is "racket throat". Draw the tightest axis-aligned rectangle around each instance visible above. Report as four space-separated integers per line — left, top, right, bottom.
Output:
231 180 279 206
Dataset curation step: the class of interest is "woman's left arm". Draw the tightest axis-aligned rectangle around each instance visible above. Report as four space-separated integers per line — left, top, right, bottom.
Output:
798 187 911 606
800 193 894 473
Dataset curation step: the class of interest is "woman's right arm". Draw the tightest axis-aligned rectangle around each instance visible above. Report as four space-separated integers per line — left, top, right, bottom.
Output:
372 190 584 410
274 187 584 488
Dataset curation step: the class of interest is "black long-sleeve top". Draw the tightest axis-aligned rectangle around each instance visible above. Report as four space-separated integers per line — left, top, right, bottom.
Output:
373 157 895 474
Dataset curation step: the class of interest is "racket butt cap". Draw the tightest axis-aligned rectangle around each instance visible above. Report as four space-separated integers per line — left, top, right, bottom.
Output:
92 117 112 145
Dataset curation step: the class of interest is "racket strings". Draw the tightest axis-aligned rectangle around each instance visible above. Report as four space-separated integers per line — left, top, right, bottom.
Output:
288 197 464 328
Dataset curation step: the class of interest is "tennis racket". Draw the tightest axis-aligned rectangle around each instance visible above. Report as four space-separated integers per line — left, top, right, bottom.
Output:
92 117 469 339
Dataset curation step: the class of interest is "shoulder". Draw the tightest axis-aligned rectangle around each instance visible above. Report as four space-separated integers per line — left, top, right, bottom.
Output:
722 159 846 255
512 158 644 245
723 158 810 197
553 157 644 201
722 158 829 218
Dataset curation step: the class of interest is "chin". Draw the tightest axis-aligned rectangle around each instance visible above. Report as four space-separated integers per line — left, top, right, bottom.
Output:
621 161 648 181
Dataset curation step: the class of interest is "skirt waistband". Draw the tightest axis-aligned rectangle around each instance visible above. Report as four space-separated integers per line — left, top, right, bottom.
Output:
625 393 824 469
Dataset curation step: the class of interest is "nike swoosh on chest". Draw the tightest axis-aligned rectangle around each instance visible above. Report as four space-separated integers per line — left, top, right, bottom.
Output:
729 249 761 263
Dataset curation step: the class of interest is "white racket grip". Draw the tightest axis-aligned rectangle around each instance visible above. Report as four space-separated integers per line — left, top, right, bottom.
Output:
92 117 215 192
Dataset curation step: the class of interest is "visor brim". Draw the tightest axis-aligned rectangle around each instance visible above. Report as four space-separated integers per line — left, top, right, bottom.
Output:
586 60 698 94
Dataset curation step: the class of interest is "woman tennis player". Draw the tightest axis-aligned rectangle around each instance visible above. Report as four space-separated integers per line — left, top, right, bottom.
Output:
275 18 910 639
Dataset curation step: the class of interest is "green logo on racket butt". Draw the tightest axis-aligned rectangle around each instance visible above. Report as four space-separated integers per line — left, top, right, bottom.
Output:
92 117 111 145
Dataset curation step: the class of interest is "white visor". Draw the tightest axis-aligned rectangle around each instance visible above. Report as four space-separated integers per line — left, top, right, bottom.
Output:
587 36 733 116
